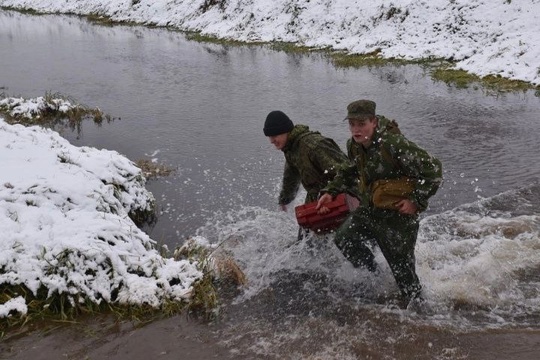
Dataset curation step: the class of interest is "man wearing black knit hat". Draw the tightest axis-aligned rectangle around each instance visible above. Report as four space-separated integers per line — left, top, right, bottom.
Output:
263 110 348 216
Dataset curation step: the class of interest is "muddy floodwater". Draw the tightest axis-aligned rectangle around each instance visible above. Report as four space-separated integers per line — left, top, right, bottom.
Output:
1 10 540 360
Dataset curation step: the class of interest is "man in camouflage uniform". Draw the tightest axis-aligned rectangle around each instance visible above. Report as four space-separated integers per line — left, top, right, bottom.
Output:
263 110 349 213
317 100 442 305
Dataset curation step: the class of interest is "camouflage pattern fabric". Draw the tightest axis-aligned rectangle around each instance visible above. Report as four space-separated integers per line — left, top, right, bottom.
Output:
279 125 349 205
334 205 422 301
324 116 443 211
323 116 442 303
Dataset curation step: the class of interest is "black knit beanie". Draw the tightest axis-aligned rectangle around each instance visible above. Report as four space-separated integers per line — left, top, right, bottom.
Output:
263 110 294 136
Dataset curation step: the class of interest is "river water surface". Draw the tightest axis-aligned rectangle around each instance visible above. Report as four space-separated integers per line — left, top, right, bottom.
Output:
1 10 540 360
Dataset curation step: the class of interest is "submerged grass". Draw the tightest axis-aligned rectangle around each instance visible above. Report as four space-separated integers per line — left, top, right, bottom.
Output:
135 159 177 180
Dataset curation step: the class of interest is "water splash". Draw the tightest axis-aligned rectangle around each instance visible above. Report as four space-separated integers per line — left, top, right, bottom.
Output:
196 183 540 330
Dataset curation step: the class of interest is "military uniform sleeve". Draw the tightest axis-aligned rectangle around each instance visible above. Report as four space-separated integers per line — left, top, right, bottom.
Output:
308 141 348 185
278 161 301 205
390 136 443 211
320 139 362 198
321 161 360 198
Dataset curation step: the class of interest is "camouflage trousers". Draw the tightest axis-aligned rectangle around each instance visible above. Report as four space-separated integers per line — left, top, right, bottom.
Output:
333 207 422 302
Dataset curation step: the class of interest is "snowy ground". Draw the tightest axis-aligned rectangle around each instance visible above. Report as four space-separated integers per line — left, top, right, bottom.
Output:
0 97 203 318
1 0 539 85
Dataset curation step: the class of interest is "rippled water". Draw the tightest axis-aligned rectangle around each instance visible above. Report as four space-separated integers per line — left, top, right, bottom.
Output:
1 10 539 360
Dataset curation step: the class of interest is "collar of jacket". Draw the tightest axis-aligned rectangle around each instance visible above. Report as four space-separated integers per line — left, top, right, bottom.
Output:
282 124 310 152
358 116 390 150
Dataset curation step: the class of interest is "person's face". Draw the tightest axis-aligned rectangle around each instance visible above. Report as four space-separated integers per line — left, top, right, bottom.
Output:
268 133 289 150
349 117 378 146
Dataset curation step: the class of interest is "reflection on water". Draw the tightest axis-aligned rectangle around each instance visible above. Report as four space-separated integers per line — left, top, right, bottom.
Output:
1 9 540 359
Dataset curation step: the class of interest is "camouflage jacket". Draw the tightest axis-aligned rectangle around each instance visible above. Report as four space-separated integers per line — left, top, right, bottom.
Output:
279 125 349 205
323 116 443 212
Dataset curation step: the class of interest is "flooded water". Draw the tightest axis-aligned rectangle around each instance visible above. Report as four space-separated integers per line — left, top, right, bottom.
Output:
1 9 540 360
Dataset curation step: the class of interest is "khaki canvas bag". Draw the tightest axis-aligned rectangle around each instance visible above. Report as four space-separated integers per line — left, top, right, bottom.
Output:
371 177 415 210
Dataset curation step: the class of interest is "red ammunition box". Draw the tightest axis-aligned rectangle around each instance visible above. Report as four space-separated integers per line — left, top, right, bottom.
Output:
295 194 360 233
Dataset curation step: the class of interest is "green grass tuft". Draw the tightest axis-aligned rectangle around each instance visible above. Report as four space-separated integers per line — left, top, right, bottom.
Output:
0 91 114 134
331 50 412 68
431 67 535 93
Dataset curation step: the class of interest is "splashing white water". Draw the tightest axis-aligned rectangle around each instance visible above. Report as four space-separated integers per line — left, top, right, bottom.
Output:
197 184 540 328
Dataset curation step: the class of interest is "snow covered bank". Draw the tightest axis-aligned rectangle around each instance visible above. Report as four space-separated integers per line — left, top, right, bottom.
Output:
0 95 74 120
1 0 539 85
0 109 203 318
0 93 109 136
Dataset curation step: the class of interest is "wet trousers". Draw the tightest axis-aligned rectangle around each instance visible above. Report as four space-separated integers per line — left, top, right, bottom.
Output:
333 207 422 302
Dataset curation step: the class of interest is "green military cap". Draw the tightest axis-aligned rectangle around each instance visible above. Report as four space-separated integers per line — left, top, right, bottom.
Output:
344 99 376 120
